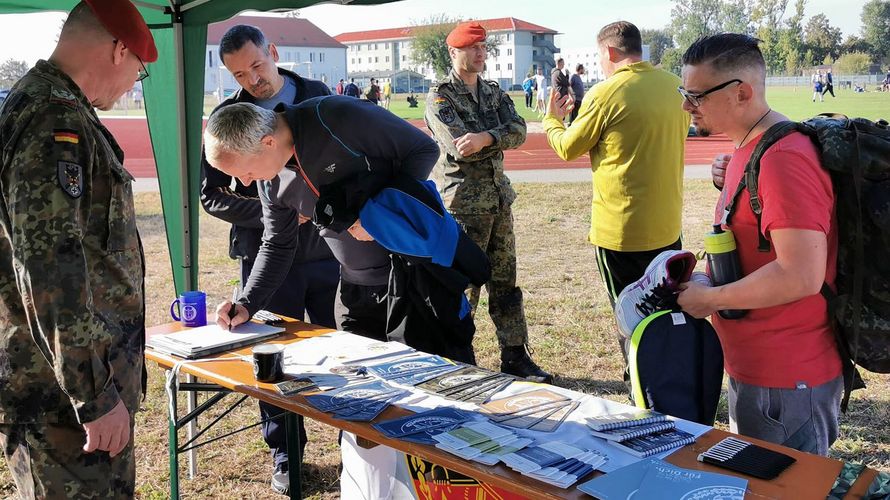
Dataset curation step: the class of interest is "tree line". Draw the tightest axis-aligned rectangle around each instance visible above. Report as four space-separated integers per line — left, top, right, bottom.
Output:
644 0 890 76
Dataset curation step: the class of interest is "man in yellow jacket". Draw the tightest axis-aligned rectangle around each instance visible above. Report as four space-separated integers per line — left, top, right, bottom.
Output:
543 21 689 387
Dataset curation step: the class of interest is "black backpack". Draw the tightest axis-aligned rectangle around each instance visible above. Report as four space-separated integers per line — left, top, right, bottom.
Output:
628 310 725 426
724 114 890 411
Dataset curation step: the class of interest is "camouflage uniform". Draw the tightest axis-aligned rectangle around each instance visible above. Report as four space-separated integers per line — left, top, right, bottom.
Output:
425 70 528 348
0 60 145 498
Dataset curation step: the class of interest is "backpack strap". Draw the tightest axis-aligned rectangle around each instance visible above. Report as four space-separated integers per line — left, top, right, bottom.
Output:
627 310 673 409
724 121 803 252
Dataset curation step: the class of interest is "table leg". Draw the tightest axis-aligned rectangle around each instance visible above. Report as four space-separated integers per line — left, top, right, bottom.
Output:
285 412 303 499
168 372 180 499
186 374 198 478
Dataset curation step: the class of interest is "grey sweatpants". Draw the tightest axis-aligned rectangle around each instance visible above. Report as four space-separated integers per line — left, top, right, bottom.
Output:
728 375 843 456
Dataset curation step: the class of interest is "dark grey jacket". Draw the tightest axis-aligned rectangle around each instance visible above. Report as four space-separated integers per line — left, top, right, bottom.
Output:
240 96 439 315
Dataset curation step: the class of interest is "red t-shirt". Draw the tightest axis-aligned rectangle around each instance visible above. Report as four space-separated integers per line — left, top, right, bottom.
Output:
712 131 841 389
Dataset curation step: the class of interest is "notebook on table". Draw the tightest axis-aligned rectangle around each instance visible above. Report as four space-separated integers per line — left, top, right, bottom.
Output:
586 409 668 431
607 428 696 458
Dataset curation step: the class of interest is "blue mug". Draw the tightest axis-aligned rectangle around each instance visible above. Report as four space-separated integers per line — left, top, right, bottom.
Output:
170 291 207 327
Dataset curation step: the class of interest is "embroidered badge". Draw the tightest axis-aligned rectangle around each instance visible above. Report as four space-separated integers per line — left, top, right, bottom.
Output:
57 161 83 198
53 129 79 144
434 97 448 104
50 87 78 108
324 163 336 174
438 106 455 124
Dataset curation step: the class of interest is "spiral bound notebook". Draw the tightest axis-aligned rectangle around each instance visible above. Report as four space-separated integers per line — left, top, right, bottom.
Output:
608 428 696 458
586 409 668 431
588 421 676 442
697 437 796 479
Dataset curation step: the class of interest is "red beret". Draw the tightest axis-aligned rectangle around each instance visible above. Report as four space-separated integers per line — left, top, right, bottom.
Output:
84 0 158 63
446 22 487 48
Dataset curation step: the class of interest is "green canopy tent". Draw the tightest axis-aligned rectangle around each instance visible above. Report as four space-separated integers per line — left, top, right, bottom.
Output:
0 0 396 294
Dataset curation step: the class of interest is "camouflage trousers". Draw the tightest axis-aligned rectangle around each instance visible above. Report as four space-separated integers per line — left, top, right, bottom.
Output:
0 419 135 499
452 206 528 349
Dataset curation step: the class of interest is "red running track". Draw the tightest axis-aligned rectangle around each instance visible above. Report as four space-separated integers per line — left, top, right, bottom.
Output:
100 117 732 178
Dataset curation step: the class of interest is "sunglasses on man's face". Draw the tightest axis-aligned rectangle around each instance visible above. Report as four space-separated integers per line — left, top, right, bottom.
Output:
677 79 742 107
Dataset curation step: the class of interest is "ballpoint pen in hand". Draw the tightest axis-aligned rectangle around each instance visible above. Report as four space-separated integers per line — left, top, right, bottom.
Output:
228 287 238 331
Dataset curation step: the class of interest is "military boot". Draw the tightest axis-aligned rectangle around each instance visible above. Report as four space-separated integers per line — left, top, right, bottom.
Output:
500 345 553 383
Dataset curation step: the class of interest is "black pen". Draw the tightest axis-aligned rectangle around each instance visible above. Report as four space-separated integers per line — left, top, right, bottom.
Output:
228 287 238 331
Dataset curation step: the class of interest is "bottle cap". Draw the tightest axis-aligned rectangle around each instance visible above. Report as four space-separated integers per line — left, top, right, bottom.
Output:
704 226 737 253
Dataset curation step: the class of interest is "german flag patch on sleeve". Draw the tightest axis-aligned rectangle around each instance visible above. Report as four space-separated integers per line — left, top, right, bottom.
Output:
53 129 79 144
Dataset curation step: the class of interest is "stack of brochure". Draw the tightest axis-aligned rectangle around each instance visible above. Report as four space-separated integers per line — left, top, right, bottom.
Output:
577 458 747 499
431 421 534 466
373 407 474 442
585 410 695 458
147 322 284 359
500 441 608 488
365 354 462 386
304 380 407 422
480 389 580 432
415 365 515 403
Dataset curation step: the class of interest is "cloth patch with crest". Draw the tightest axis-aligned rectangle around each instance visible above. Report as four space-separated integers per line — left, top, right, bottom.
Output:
49 87 78 108
57 161 84 198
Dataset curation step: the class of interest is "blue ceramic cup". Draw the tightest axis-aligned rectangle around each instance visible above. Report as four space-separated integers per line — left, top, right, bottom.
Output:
170 291 207 327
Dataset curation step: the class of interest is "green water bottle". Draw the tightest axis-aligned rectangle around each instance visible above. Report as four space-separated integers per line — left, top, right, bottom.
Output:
704 224 747 319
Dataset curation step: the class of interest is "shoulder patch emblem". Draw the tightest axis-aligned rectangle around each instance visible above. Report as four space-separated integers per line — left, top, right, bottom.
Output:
50 87 78 108
434 96 448 105
438 106 455 124
53 129 79 144
57 161 83 198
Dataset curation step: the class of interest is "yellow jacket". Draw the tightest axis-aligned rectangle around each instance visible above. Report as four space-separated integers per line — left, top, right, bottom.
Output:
544 61 689 252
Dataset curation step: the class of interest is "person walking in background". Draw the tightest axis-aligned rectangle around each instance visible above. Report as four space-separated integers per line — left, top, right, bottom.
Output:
534 67 548 115
344 78 361 97
569 64 585 125
812 70 824 102
544 21 689 394
522 73 534 108
382 80 392 109
551 57 570 99
0 1 156 497
366 78 381 105
822 69 835 98
425 22 553 383
336 78 345 95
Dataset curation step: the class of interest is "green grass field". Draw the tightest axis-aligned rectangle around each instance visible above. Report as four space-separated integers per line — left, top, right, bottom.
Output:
98 86 890 125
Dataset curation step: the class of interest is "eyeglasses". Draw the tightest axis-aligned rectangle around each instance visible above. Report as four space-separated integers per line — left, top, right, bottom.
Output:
113 39 149 82
136 56 149 82
677 79 742 107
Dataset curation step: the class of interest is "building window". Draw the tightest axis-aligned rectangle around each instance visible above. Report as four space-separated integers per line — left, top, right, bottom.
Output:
358 58 362 64
496 64 501 71
385 42 389 49
533 50 538 57
495 49 500 57
508 63 512 70
385 56 390 62
507 48 512 56
374 43 378 50
351 58 355 64
375 57 379 63
320 53 325 62
402 55 406 62
310 52 315 62
208 50 213 68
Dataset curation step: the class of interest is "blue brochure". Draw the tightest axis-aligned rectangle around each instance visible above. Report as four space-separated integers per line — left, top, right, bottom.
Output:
373 407 471 438
576 457 656 499
636 460 747 499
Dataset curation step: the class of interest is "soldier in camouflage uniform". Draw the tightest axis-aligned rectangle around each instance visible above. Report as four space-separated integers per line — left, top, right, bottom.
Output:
0 1 156 497
425 22 551 383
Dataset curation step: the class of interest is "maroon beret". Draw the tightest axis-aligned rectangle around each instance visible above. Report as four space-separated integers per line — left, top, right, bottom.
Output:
84 0 158 63
446 22 487 48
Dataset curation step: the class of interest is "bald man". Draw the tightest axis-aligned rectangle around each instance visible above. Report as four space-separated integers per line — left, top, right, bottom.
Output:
0 1 156 497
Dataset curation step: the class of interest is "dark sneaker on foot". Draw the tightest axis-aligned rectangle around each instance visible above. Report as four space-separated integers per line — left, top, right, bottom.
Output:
500 345 553 383
271 462 289 495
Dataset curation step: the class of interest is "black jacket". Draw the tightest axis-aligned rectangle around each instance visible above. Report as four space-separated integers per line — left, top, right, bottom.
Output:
199 67 332 264
241 96 440 314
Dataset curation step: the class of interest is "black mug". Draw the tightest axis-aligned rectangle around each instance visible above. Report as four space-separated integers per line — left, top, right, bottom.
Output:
252 344 284 383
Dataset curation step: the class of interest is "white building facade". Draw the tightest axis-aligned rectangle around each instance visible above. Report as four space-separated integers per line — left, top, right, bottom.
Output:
336 18 560 91
205 16 347 94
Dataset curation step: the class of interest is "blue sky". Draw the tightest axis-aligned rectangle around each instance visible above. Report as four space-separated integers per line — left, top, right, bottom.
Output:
0 0 870 66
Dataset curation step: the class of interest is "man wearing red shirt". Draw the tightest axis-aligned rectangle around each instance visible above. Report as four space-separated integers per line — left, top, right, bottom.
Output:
676 34 842 456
